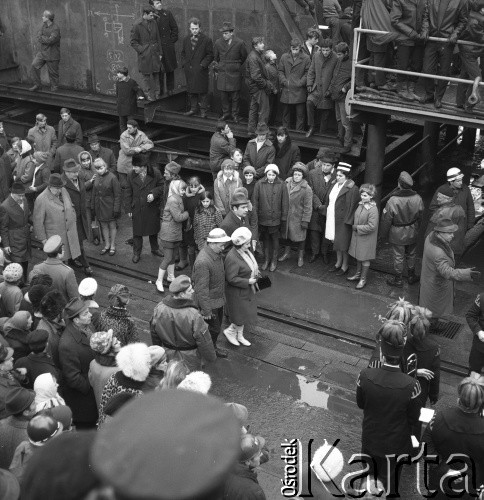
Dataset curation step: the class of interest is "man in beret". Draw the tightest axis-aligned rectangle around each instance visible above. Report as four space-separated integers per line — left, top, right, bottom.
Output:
380 171 424 287
52 129 83 174
57 107 83 146
0 181 31 279
151 275 216 370
87 134 116 174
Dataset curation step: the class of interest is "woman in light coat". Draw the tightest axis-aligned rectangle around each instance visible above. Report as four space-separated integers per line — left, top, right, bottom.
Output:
156 180 188 292
348 184 379 289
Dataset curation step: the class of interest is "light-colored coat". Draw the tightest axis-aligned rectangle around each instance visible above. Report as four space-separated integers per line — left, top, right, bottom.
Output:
348 202 379 261
33 187 81 260
282 178 313 242
419 232 473 318
159 194 188 243
32 258 79 301
117 130 154 175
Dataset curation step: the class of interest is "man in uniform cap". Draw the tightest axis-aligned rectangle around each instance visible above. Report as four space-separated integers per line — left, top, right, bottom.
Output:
380 171 424 287
31 235 79 301
429 167 475 230
150 275 216 370
52 129 83 174
87 134 117 174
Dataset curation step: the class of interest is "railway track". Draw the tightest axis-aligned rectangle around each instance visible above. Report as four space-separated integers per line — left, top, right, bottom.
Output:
85 254 469 378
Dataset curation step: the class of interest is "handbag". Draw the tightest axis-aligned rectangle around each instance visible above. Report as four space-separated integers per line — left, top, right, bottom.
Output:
256 274 272 291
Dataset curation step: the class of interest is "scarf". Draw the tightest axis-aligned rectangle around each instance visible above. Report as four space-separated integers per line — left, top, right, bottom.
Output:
34 373 66 411
236 248 259 293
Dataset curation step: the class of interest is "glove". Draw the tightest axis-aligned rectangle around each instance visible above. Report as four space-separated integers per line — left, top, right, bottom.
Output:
471 271 481 281
114 211 121 219
448 33 458 44
301 221 308 230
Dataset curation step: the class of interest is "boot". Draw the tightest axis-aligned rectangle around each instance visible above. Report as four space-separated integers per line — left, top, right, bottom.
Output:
261 246 270 271
223 324 240 346
396 81 413 101
167 264 175 283
176 246 189 270
269 249 278 272
236 325 251 346
278 246 291 262
347 261 362 281
156 269 166 292
386 273 403 288
297 249 304 267
407 82 423 102
407 268 420 285
356 265 369 289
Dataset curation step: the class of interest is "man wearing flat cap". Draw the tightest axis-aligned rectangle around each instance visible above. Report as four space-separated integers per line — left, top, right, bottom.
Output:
213 22 248 123
220 190 251 244
58 297 97 428
380 171 424 287
151 275 216 370
52 129 83 174
87 134 117 174
0 181 32 279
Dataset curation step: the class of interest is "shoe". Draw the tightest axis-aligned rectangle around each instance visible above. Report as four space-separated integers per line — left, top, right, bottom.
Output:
378 82 397 92
328 265 341 273
100 248 109 255
407 83 422 102
175 261 188 271
421 95 434 104
109 248 116 256
308 254 318 263
50 86 59 92
184 110 196 116
84 267 93 277
156 268 166 293
278 246 291 262
335 267 349 276
215 348 228 358
151 249 164 257
297 250 304 267
407 268 420 285
126 238 134 246
305 127 315 138
386 274 403 288
93 238 100 246
223 325 240 346
269 260 277 272
356 265 369 288
132 254 140 263
261 247 270 270
236 326 251 346
356 278 367 289
29 85 41 92
347 272 361 282
434 98 442 109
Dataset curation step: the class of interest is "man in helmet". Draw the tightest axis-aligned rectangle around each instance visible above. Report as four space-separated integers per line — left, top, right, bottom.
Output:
429 168 475 231
423 377 484 499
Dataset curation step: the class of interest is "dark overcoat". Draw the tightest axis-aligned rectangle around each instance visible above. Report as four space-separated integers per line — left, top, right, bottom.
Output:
181 32 214 94
213 36 248 92
91 172 121 222
224 247 258 326
0 196 31 262
348 202 379 261
130 18 163 74
278 51 311 104
308 168 336 231
126 167 163 236
307 50 339 109
58 321 98 424
282 178 313 242
253 177 289 227
62 175 89 242
37 22 60 61
274 142 301 181
154 9 178 72
58 118 83 146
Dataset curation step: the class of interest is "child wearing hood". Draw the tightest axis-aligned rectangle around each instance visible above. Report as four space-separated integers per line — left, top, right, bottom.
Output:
3 311 33 361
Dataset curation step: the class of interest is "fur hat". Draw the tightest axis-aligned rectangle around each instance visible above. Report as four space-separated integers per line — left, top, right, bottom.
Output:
165 161 181 175
177 371 212 394
116 343 151 381
40 290 67 321
28 284 52 311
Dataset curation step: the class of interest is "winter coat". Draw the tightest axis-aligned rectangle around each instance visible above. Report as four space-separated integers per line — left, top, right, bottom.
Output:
243 139 276 179
58 321 98 424
390 0 427 46
116 78 143 116
32 258 79 301
265 61 280 94
126 167 163 236
0 372 21 420
307 50 339 109
88 359 119 407
429 183 475 230
425 202 466 256
91 171 121 222
159 194 188 243
27 125 57 161
348 202 379 261
282 178 313 242
117 130 154 175
0 196 31 262
380 188 424 245
14 353 59 390
0 153 13 203
58 118 83 146
52 144 84 174
36 21 61 61
89 146 117 174
14 155 35 186
419 232 473 318
253 177 289 227
94 306 139 347
225 247 258 326
28 161 50 196
62 175 89 242
150 296 216 371
323 179 360 251
245 49 272 94
223 463 266 500
0 283 22 317
154 9 178 72
466 292 484 355
213 36 248 92
193 207 223 250
33 187 81 260
328 55 352 102
0 417 28 470
219 210 251 238
308 168 336 231
181 32 214 94
209 132 236 175
274 142 301 180
420 0 468 38
278 51 311 104
214 175 243 216
130 18 163 75
192 245 226 317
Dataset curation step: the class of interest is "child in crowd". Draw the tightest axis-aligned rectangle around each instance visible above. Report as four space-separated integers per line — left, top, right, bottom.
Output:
78 151 97 244
214 159 242 217
193 191 223 251
115 66 145 133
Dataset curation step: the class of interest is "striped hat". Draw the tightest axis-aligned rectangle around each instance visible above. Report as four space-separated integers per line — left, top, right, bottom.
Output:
337 162 352 173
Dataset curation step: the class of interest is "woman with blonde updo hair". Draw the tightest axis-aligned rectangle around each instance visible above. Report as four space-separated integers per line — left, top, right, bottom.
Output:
158 360 190 390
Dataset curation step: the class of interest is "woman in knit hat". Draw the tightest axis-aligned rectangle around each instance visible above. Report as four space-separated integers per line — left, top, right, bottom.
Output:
0 263 25 316
3 311 33 361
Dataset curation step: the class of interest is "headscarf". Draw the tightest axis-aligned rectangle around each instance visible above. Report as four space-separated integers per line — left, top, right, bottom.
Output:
108 284 131 307
168 179 185 198
3 311 31 336
34 373 66 411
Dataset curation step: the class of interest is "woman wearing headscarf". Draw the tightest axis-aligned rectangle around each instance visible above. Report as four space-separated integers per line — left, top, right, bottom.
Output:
156 179 189 292
94 284 138 347
223 227 259 348
323 162 359 274
3 311 33 362
33 372 66 412
13 140 35 188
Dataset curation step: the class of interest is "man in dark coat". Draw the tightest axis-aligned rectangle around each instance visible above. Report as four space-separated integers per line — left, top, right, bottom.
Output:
61 159 92 276
181 18 214 118
59 297 97 428
126 152 164 263
87 134 117 174
58 108 83 146
308 152 337 263
246 37 274 134
213 22 248 123
53 130 83 174
130 6 163 101
29 10 61 92
380 171 424 287
150 0 178 96
209 121 236 179
465 292 484 377
242 123 276 178
0 182 31 279
114 67 144 133
219 191 251 239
